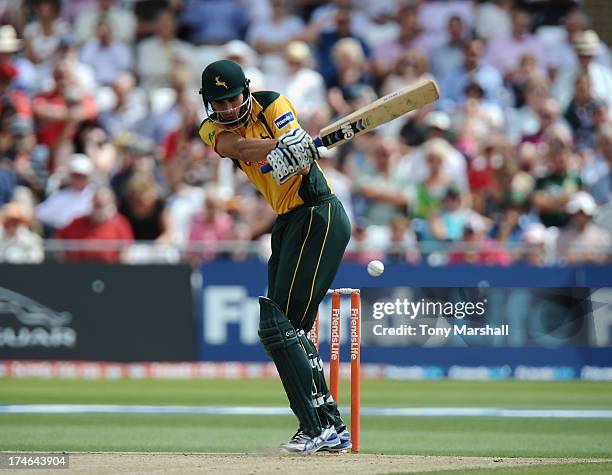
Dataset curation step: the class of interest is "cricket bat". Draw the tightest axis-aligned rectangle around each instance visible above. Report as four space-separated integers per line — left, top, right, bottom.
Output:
261 79 440 173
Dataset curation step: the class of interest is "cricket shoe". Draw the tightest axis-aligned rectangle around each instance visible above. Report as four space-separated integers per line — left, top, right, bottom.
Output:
279 426 340 454
321 428 352 452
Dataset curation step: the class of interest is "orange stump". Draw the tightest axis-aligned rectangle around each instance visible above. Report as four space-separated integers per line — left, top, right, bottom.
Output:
329 291 341 404
350 291 361 453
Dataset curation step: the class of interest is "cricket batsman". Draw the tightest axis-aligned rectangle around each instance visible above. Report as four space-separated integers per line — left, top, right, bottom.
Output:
198 60 352 454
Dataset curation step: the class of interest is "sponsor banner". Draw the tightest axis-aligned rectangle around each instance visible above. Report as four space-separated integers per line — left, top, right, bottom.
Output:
197 261 612 375
0 264 195 361
1 361 612 381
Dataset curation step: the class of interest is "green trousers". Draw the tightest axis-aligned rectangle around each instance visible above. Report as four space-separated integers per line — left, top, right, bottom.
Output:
267 195 351 430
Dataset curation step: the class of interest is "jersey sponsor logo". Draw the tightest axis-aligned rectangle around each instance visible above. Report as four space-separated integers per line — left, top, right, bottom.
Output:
215 76 228 89
273 111 295 130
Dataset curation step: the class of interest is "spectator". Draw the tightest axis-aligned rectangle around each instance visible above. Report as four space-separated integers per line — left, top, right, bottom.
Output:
0 201 43 263
386 215 420 264
23 0 69 72
475 0 512 41
327 38 374 117
32 59 97 168
344 217 385 264
187 192 233 261
532 130 582 228
56 185 133 262
272 41 326 127
572 31 612 107
223 40 265 92
311 6 371 87
247 0 304 74
521 97 563 146
439 39 505 110
74 0 135 45
583 125 612 205
430 15 467 80
135 10 193 90
556 191 611 264
354 135 410 226
381 49 433 97
372 4 427 81
98 73 147 138
484 7 546 79
447 220 512 266
564 74 600 151
119 172 172 242
180 0 248 45
0 61 32 119
36 153 95 231
80 18 133 86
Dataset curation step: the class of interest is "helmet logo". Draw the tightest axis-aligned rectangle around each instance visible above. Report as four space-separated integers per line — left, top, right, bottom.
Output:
215 76 228 89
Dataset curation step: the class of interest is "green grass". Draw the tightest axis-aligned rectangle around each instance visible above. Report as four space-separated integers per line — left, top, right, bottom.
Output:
2 379 612 409
1 379 612 457
423 462 612 475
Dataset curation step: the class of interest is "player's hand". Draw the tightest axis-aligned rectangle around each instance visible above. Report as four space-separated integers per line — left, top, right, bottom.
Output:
276 128 319 164
266 147 310 185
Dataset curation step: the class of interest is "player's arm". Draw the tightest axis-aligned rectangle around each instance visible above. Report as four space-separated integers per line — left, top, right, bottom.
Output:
215 132 277 163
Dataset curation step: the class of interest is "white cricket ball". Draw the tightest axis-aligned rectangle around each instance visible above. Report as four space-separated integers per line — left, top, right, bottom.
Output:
367 260 385 277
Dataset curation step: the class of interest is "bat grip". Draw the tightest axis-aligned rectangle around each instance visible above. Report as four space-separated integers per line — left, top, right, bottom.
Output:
260 136 323 173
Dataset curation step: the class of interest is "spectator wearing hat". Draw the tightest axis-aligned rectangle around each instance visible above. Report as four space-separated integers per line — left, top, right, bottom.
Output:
0 201 44 263
475 0 512 41
223 40 265 92
556 191 611 264
554 30 612 110
484 7 546 80
36 153 95 232
74 0 136 45
56 186 133 262
271 41 326 127
583 125 612 205
80 18 133 86
0 25 36 95
0 27 32 119
439 38 504 110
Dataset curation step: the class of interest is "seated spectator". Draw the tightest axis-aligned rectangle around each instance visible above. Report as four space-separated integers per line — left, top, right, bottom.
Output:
439 39 504 111
74 0 135 45
23 0 70 71
187 193 233 261
327 38 374 117
36 153 95 232
80 18 133 86
412 139 456 220
56 186 133 262
521 98 563 146
136 10 193 90
98 73 147 138
223 40 265 92
247 0 304 74
532 131 582 228
430 15 467 80
0 61 32 119
0 201 44 263
354 135 410 226
180 0 248 45
344 218 386 264
515 222 550 266
372 4 428 81
475 0 512 41
119 172 172 242
583 125 612 205
381 49 433 97
564 73 600 151
32 59 97 169
386 215 420 264
447 220 512 266
556 191 611 264
484 7 546 80
272 41 326 127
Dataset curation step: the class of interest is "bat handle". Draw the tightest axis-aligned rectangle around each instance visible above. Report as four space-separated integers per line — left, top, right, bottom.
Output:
260 136 323 173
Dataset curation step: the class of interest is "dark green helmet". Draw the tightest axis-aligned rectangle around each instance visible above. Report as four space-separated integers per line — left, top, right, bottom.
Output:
199 59 249 102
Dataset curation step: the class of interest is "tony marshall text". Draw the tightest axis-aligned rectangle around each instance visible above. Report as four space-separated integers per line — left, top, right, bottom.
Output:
373 324 510 337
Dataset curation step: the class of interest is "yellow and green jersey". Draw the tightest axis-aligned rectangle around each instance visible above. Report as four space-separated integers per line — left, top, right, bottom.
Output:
199 91 333 215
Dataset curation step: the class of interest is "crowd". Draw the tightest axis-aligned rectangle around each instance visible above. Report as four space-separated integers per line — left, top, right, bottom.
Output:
0 0 611 266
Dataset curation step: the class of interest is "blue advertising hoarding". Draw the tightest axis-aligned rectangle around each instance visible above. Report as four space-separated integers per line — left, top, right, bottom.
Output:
197 261 612 379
